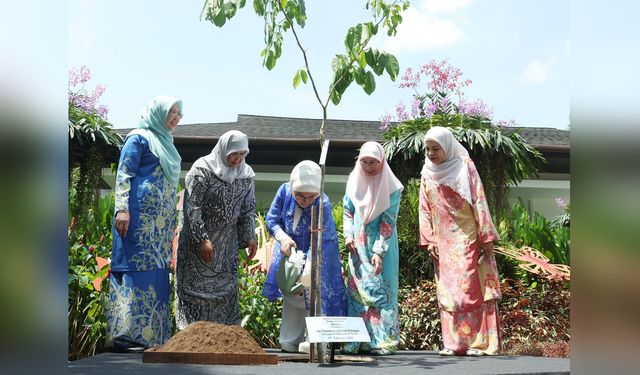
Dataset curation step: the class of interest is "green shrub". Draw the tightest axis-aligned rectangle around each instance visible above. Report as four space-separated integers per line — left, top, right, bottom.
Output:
238 250 282 348
397 277 570 356
500 278 570 354
68 194 114 360
396 179 434 287
504 202 570 265
398 280 441 350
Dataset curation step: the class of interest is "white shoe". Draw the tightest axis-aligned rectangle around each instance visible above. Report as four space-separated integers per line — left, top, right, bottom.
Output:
281 343 298 353
439 348 456 356
465 348 485 356
298 341 310 354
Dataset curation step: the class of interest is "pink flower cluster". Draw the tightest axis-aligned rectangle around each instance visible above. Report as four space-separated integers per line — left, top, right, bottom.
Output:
554 197 567 209
457 99 493 119
399 59 472 93
379 59 513 130
69 65 109 121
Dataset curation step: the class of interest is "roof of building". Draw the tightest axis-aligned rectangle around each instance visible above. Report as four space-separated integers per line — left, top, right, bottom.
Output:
115 114 569 150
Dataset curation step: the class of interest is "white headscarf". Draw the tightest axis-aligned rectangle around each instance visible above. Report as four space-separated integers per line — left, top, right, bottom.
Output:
290 160 321 193
421 126 472 204
194 130 255 183
345 141 403 225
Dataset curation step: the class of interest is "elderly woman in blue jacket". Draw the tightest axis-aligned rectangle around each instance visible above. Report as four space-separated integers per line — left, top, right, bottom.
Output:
262 160 347 353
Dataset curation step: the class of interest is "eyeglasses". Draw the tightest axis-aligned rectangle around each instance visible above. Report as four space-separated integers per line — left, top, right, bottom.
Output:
294 192 319 202
168 109 183 119
359 159 380 166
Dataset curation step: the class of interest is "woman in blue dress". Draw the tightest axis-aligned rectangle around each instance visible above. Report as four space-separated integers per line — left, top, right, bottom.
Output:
107 95 183 350
262 161 347 353
342 141 403 356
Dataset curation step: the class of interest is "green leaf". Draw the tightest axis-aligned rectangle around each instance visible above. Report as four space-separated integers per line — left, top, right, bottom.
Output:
223 2 238 18
345 24 362 55
212 9 227 27
356 51 367 69
373 52 386 75
293 70 301 88
300 69 308 83
384 53 399 81
354 68 366 85
253 0 265 15
365 48 378 68
331 54 348 72
265 50 276 70
363 71 376 95
241 314 250 327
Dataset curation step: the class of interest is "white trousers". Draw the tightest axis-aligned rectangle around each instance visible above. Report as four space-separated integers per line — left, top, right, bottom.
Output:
279 293 308 351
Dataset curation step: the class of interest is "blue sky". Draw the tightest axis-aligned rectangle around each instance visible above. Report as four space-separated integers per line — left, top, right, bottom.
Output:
69 0 570 130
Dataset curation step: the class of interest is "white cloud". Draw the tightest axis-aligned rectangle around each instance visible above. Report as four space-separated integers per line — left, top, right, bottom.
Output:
424 0 474 14
520 59 555 83
381 3 469 53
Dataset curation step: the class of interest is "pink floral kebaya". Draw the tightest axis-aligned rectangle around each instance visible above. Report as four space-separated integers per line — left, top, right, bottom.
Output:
419 127 501 356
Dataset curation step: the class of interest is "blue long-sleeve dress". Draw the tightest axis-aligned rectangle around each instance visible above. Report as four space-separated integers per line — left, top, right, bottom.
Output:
262 183 347 317
107 134 176 348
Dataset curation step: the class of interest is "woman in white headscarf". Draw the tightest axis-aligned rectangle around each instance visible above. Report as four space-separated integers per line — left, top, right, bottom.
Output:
175 130 258 327
418 126 501 356
108 95 182 350
342 142 403 356
262 161 347 353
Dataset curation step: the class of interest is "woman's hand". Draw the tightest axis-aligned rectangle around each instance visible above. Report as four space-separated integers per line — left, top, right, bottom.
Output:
280 237 296 257
371 253 383 276
115 210 130 238
199 239 214 262
345 237 357 255
478 241 493 264
427 243 439 260
479 241 494 253
247 239 258 260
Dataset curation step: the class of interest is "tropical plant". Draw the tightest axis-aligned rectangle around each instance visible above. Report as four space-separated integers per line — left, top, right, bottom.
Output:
238 247 282 348
505 201 570 266
396 179 433 286
551 197 571 229
500 278 570 357
381 60 545 221
68 66 122 227
398 278 570 357
200 0 409 143
397 280 441 350
68 193 114 360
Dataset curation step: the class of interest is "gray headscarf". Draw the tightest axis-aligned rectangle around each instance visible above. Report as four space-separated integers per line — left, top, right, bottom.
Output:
194 130 255 183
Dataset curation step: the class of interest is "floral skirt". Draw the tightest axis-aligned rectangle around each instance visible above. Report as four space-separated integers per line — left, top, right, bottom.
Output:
440 300 501 355
106 269 172 349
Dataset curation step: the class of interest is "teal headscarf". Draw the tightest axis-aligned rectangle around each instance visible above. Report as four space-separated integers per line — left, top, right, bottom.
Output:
127 95 182 188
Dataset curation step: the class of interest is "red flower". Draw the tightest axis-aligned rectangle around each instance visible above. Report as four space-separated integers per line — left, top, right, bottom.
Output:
348 276 358 291
88 245 95 253
379 222 393 238
362 307 381 325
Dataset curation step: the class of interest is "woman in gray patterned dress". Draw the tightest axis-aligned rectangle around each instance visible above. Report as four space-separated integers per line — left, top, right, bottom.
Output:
175 130 258 327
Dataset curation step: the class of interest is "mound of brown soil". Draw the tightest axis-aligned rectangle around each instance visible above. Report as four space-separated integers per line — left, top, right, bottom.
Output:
156 321 264 354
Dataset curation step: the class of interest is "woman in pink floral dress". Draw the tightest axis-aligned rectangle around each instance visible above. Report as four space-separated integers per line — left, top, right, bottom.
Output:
418 126 501 356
